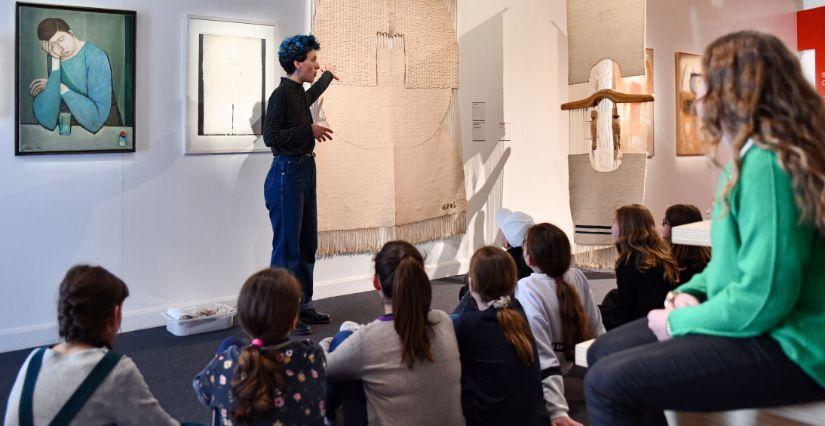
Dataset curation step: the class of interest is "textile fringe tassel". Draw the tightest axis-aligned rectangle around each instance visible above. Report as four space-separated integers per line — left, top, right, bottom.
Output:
376 32 405 49
573 244 617 271
317 211 467 257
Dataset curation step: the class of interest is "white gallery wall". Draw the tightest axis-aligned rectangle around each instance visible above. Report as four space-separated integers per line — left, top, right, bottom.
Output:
0 0 806 352
642 0 800 221
464 0 802 239
0 0 509 352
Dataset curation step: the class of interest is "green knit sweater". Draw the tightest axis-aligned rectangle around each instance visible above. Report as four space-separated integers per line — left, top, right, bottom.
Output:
669 143 825 389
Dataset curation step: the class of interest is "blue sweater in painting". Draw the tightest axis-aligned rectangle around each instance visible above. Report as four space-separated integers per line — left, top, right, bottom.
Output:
33 42 113 133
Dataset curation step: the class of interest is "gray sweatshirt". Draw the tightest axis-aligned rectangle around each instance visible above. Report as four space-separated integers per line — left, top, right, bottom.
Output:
4 347 178 426
324 310 465 426
514 269 606 419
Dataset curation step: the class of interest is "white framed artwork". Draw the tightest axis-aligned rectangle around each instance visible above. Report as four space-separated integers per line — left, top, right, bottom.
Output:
186 16 278 154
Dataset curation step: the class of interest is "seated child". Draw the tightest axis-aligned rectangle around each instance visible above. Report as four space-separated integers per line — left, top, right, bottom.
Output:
454 246 542 425
601 204 680 329
662 204 711 284
4 265 178 426
193 268 325 425
515 223 605 424
322 241 464 426
455 208 534 310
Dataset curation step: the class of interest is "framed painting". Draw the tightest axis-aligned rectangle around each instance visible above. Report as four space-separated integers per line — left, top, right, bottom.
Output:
675 52 704 156
614 47 654 158
185 16 278 154
15 2 136 155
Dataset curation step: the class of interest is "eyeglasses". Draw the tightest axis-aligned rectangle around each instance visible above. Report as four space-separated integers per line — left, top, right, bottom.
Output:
689 72 705 97
662 219 671 227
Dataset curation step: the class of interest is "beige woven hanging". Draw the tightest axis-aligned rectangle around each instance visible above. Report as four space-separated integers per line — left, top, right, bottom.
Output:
564 0 649 269
312 0 466 256
567 0 646 84
564 58 651 269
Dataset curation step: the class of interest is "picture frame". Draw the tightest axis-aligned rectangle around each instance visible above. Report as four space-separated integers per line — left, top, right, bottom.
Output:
185 16 278 154
614 47 655 158
15 2 137 155
675 51 704 156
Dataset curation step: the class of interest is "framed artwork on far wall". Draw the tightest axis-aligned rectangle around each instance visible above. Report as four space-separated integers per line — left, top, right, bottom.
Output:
675 52 704 156
186 16 278 154
614 47 654 158
15 2 137 155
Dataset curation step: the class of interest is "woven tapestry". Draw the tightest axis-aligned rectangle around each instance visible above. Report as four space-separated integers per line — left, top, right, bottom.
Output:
312 0 466 256
569 153 647 269
567 0 646 84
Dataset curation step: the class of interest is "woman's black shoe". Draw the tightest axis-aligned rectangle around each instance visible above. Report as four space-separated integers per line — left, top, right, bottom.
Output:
300 308 331 324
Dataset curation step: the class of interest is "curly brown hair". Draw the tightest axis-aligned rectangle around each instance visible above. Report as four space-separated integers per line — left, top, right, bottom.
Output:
614 205 680 285
698 31 825 232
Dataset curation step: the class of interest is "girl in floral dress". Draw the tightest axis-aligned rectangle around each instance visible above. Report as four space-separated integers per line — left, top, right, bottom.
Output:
194 268 326 426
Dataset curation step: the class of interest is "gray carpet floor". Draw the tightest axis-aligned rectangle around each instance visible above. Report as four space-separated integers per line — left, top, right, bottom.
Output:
0 273 616 425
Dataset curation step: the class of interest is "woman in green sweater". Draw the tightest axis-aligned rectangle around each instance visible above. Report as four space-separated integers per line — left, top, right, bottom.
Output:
584 31 825 425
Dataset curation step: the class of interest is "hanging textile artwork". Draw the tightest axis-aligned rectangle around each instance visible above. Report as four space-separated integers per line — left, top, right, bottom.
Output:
567 0 646 84
312 0 466 256
565 0 649 269
568 153 647 268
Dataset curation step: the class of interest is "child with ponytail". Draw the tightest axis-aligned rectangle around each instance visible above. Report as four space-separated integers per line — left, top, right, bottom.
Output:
514 223 605 425
323 241 464 426
193 268 326 425
454 246 542 426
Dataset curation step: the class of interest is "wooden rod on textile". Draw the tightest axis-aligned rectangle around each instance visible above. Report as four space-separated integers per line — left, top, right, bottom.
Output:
561 89 654 111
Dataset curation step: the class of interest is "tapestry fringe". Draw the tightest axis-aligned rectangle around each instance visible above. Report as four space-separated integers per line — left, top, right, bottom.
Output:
376 32 405 49
573 244 617 271
318 211 467 257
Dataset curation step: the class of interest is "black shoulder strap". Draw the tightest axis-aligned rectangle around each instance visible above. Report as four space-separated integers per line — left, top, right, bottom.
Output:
49 351 123 426
541 366 563 380
19 347 47 426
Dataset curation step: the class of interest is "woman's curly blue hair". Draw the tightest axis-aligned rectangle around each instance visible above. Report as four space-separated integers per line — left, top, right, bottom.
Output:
278 34 320 74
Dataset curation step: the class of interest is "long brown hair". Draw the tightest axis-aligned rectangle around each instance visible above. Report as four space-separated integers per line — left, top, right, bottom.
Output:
615 205 680 285
665 204 711 271
374 241 434 369
699 31 825 233
231 268 302 423
524 224 592 360
469 246 535 366
58 265 129 349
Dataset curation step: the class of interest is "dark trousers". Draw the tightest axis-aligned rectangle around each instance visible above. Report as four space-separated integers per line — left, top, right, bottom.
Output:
265 155 317 309
584 318 825 426
325 330 368 426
